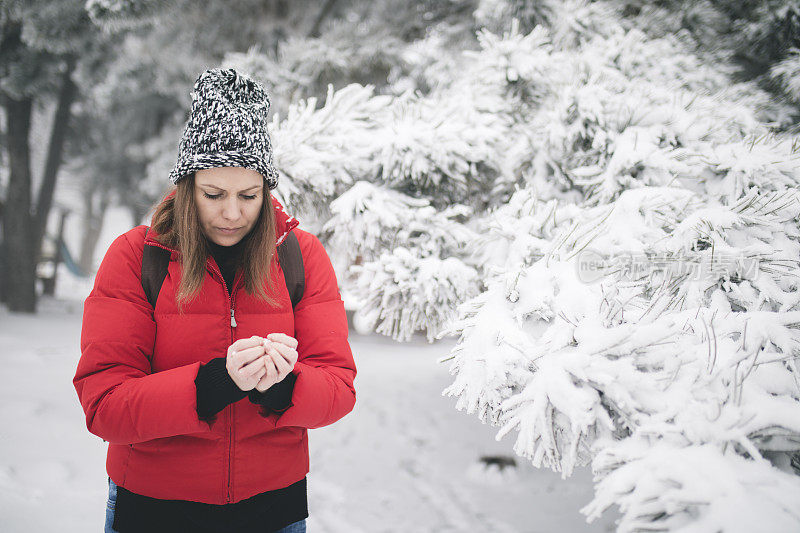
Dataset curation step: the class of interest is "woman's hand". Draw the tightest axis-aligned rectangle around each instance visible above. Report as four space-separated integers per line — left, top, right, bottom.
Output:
254 333 299 393
226 336 268 391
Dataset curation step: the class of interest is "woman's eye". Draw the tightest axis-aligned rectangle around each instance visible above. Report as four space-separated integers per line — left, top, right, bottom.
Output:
202 192 257 200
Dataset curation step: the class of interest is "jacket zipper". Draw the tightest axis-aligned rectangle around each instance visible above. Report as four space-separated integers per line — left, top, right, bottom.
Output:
206 258 241 504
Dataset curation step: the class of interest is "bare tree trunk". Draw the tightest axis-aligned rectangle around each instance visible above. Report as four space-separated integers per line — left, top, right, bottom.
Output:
0 199 6 304
42 208 69 296
2 93 36 312
129 203 148 228
308 0 339 38
33 54 78 257
112 163 150 228
78 178 109 275
276 0 289 18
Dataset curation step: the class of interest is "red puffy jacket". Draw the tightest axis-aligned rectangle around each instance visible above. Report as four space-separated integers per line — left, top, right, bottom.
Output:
73 196 356 504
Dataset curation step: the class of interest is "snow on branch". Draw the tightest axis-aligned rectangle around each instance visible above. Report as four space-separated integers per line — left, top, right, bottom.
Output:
353 247 481 342
268 83 392 213
444 184 800 528
583 440 800 533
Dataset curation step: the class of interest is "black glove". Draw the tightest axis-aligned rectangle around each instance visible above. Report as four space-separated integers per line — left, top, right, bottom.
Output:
194 357 248 421
248 372 297 414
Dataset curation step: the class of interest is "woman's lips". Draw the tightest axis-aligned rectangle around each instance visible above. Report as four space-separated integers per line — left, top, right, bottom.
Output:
217 227 242 234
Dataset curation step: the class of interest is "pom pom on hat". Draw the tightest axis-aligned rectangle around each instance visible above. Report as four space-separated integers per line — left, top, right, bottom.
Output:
168 68 279 188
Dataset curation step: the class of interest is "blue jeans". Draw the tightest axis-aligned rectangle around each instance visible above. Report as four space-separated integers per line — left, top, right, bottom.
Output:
105 477 119 533
105 477 306 532
276 519 307 533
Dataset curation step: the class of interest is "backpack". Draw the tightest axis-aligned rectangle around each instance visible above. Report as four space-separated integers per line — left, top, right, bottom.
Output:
141 227 305 310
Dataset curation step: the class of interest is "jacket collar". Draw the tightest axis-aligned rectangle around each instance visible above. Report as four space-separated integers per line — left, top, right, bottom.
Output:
144 190 299 253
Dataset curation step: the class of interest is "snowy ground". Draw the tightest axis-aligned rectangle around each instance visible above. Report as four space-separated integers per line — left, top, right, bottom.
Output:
0 295 617 532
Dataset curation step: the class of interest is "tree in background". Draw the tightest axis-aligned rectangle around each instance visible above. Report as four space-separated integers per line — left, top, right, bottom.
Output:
0 0 89 312
75 0 362 264
0 0 358 308
617 0 800 128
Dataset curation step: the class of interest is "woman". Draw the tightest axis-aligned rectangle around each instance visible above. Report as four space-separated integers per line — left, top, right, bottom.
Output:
73 68 357 532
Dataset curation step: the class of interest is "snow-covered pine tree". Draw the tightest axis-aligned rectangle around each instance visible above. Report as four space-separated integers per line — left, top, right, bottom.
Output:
313 71 519 340
436 5 800 532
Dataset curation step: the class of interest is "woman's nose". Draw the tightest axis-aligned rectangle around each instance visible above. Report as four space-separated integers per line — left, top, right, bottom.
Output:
221 198 240 220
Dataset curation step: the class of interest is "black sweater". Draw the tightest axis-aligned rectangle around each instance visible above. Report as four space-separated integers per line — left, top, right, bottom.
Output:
112 237 305 532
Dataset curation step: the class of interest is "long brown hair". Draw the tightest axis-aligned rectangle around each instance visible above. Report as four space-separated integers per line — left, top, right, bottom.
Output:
150 173 279 311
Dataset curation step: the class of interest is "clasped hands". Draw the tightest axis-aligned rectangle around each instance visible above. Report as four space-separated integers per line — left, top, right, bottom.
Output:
226 333 298 393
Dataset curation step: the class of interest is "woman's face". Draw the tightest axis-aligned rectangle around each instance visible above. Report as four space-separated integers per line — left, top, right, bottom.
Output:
194 167 265 246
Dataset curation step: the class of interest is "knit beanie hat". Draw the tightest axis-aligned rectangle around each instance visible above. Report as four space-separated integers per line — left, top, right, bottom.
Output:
168 68 279 188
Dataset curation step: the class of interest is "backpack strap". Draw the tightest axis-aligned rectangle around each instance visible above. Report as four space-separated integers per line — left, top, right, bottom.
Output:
142 227 171 309
277 230 305 309
140 227 305 310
